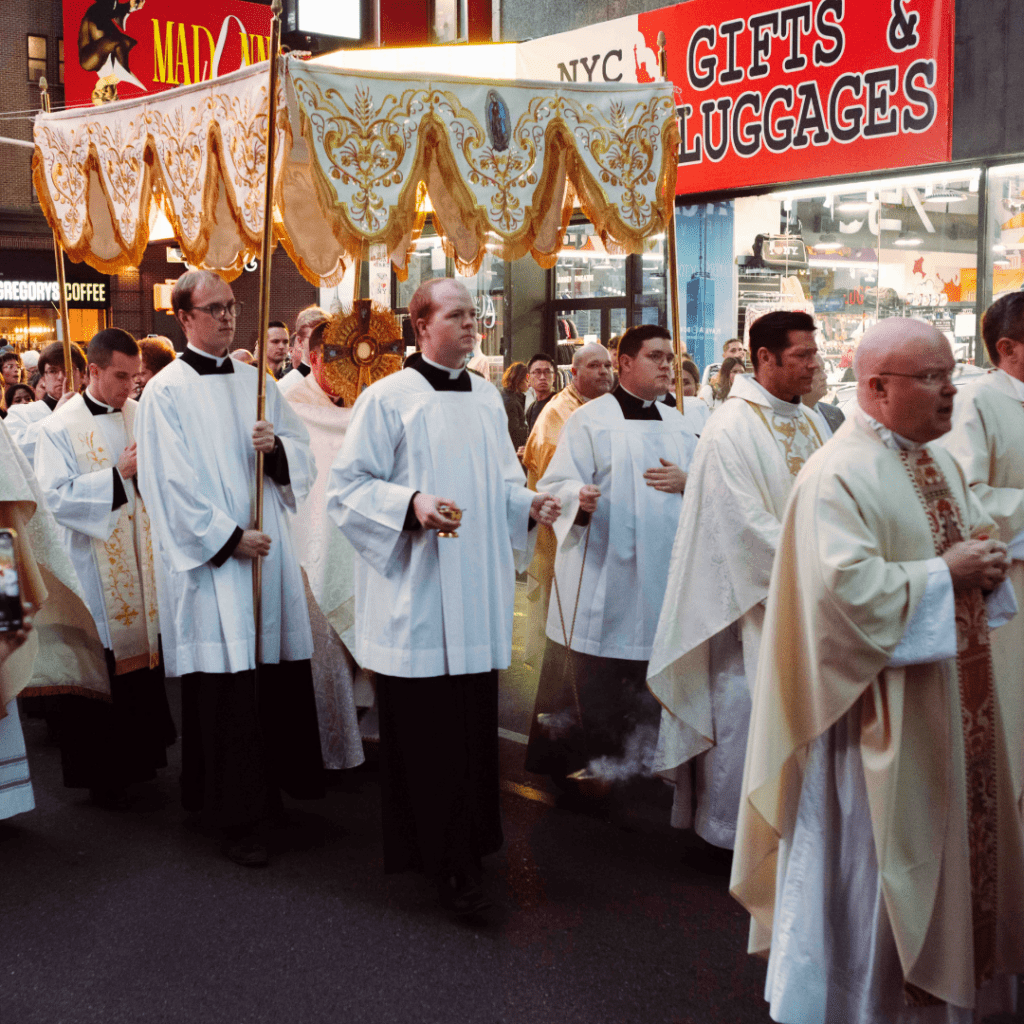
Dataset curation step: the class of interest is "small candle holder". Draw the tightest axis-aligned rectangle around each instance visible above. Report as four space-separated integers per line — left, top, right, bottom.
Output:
437 504 463 538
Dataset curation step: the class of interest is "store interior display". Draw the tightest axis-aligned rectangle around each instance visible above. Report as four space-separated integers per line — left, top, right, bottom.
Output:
727 170 985 368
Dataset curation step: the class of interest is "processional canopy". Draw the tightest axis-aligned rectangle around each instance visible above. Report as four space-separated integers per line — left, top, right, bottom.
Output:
31 56 680 283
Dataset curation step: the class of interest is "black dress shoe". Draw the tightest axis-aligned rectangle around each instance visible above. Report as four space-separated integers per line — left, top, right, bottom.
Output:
436 872 492 917
221 834 270 868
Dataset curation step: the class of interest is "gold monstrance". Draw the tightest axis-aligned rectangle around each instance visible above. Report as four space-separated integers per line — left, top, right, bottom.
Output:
320 298 404 408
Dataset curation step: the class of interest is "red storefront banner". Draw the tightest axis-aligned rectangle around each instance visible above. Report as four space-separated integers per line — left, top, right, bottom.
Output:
634 0 954 193
63 0 272 108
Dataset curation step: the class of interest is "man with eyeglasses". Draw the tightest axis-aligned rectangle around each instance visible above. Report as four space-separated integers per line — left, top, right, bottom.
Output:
135 270 324 868
732 316 1024 1022
6 341 86 465
649 310 827 862
532 325 698 797
524 352 557 434
278 306 328 395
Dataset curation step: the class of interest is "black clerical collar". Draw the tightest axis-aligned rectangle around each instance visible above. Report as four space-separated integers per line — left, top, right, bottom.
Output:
407 352 471 392
42 393 58 411
181 345 234 375
83 390 117 416
297 362 311 377
613 384 663 421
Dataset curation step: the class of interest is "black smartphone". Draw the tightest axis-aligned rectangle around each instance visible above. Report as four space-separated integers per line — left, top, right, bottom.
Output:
0 528 23 633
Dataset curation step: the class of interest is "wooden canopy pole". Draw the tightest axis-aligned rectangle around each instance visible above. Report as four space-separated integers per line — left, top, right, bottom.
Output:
657 33 683 413
253 0 283 664
38 78 74 390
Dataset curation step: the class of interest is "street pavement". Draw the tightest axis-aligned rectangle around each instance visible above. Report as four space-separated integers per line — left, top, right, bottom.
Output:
3 587 1023 1024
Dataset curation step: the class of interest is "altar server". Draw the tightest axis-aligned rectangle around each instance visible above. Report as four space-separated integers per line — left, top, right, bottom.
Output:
527 325 697 788
135 271 324 867
938 292 1024 767
35 329 173 807
732 318 1024 1022
648 311 826 850
286 317 364 771
521 342 613 667
7 342 86 465
327 278 560 916
278 306 328 395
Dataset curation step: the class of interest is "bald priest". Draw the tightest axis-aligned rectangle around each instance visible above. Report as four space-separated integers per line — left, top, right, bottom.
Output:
731 318 1024 1022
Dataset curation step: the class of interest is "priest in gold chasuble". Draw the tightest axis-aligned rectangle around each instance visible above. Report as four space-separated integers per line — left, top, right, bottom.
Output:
648 311 827 850
731 319 1024 1022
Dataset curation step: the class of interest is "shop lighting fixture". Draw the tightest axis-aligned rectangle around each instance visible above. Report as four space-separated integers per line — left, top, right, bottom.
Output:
894 231 923 246
924 187 968 204
994 257 1012 267
993 243 1007 253
837 199 872 212
814 233 843 250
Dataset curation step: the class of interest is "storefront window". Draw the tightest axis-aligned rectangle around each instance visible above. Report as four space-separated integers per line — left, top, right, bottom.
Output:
727 169 981 377
554 223 627 300
985 163 1024 324
394 223 506 367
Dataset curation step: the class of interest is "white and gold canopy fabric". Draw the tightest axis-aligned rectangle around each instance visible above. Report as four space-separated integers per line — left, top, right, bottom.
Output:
32 57 680 284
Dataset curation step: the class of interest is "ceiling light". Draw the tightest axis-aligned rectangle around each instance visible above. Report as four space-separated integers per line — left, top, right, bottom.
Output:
894 231 923 247
837 199 871 213
924 187 968 204
815 233 843 251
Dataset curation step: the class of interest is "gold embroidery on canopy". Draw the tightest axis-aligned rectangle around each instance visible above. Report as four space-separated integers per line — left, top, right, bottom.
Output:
32 61 679 287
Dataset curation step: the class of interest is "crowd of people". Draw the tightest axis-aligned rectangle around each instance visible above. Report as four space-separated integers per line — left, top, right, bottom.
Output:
1 271 1023 1022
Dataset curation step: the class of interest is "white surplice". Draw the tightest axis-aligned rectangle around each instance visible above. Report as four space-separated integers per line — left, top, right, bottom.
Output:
538 391 699 660
648 373 827 846
6 400 53 465
34 391 134 651
937 368 1024 806
677 395 712 434
739 409 1024 1023
287 374 356 647
135 352 316 676
278 365 310 395
326 366 535 678
286 373 364 770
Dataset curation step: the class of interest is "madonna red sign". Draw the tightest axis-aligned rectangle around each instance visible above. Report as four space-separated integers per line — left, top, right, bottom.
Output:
633 0 954 193
63 0 272 108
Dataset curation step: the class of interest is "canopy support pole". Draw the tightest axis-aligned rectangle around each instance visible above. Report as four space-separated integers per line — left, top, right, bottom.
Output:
253 0 283 668
658 33 683 413
38 78 74 390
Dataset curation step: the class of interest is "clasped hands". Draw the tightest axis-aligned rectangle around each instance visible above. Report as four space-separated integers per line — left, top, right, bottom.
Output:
942 536 1010 592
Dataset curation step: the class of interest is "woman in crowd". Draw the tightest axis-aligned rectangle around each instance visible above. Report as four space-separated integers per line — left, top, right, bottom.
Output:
698 356 745 411
501 361 530 455
5 383 35 412
678 357 712 432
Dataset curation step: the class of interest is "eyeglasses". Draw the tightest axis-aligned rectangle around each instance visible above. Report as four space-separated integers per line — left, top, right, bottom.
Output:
191 301 243 320
529 367 554 377
878 370 955 387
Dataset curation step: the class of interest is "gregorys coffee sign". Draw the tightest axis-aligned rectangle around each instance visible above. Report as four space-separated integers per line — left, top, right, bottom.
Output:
518 0 954 194
0 280 108 307
0 252 110 310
